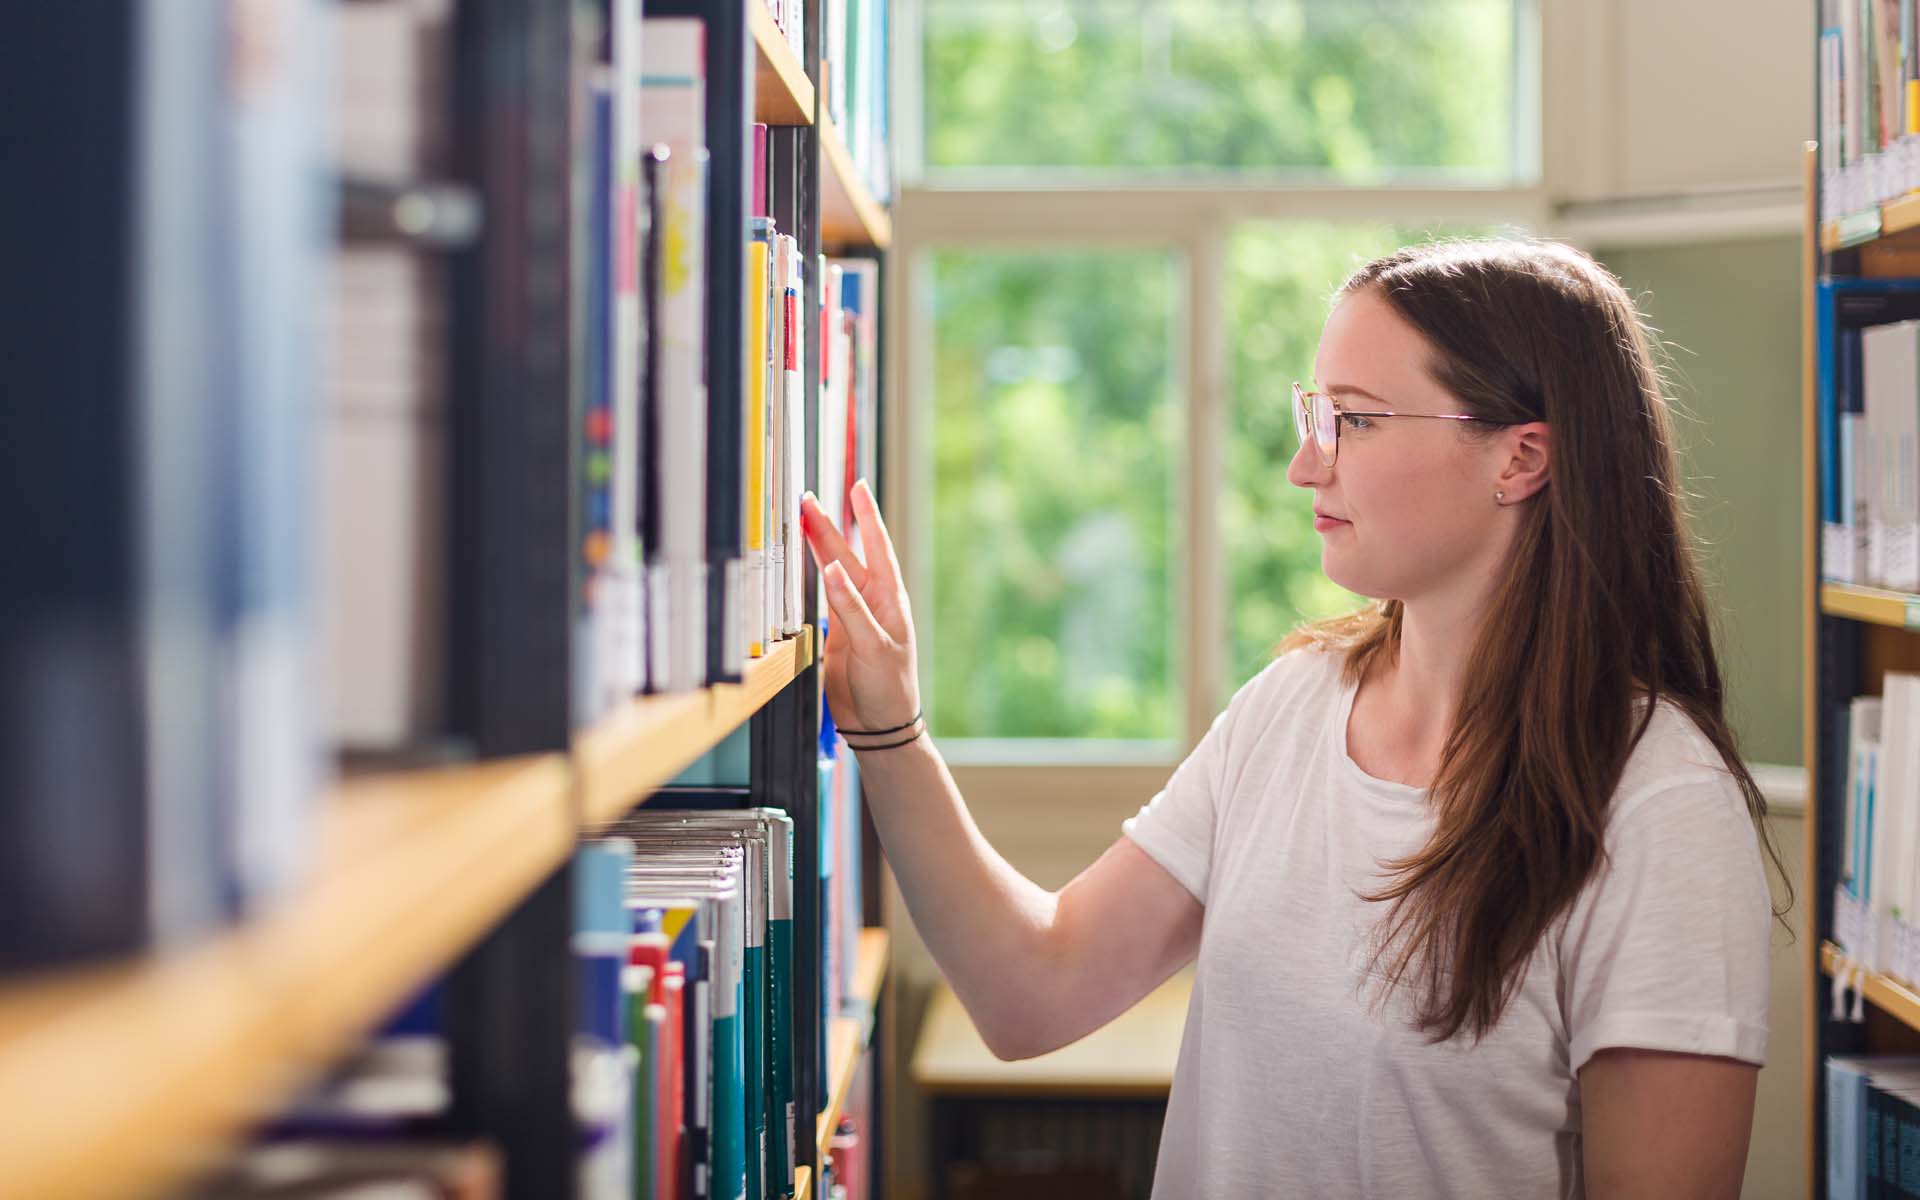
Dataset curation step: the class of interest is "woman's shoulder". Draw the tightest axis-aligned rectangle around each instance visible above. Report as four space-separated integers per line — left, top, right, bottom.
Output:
1239 643 1349 710
1608 696 1751 831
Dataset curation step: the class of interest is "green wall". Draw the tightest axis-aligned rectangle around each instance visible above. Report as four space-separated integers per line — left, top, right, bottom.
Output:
1596 234 1803 767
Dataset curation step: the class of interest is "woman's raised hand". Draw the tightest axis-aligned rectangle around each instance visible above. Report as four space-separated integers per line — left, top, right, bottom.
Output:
799 479 922 739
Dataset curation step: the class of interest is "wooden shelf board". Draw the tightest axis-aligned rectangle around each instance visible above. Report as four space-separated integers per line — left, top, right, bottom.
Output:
752 2 812 126
1821 582 1920 629
0 756 575 1200
1822 941 1920 1034
576 627 813 826
852 927 890 1013
819 117 891 251
1821 193 1920 251
815 928 891 1161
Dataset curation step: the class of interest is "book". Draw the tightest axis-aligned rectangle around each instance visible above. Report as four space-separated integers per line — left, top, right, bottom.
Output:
747 220 774 660
641 17 711 694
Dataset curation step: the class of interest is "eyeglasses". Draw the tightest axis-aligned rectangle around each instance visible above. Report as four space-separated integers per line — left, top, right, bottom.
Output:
1291 381 1484 467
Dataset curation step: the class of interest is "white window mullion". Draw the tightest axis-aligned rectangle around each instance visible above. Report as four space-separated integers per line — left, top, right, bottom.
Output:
1183 224 1227 751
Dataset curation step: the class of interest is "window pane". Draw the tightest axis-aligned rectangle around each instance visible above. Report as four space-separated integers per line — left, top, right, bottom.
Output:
1224 222 1493 702
925 0 1522 180
929 248 1181 741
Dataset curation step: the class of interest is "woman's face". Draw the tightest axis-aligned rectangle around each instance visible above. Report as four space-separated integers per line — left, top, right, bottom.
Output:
1285 288 1517 606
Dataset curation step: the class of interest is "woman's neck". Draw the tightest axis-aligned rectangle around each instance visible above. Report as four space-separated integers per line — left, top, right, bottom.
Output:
1352 586 1491 784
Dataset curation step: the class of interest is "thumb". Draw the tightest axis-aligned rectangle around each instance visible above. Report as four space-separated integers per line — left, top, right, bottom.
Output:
822 560 888 657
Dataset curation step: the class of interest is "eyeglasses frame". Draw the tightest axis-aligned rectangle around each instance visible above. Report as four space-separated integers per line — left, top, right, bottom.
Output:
1291 381 1486 467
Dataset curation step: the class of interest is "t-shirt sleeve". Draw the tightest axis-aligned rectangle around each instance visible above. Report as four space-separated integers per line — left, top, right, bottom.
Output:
1121 664 1268 904
1558 772 1774 1073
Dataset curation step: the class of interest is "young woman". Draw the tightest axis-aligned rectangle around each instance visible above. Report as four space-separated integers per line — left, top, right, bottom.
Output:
798 238 1782 1198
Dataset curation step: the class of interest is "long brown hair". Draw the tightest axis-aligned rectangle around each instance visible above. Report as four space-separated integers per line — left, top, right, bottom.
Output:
1280 237 1790 1042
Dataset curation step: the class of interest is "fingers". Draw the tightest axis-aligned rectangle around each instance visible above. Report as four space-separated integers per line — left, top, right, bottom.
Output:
821 561 886 656
849 479 905 596
800 491 868 591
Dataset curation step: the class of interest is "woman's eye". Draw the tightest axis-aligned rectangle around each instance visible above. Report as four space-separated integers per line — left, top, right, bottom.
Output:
1338 413 1373 431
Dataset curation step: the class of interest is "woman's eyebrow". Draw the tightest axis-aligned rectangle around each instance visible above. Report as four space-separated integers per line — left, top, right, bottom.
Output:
1321 383 1389 404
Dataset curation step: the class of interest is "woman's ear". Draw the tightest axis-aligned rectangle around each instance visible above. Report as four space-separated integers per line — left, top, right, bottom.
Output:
1496 422 1550 503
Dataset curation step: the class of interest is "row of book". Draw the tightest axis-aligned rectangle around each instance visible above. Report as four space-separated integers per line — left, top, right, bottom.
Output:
570 6 883 725
1830 676 1920 987
824 0 891 205
1818 279 1920 592
1828 1055 1920 1199
2 1 328 972
1819 0 1920 220
574 787 868 1200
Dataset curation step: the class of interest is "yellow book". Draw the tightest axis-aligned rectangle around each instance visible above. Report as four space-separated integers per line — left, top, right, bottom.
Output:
745 222 770 658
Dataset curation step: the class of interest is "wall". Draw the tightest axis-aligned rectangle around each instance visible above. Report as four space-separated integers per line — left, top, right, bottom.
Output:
1596 234 1805 765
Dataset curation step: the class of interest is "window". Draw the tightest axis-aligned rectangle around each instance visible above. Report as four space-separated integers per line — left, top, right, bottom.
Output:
926 247 1182 742
904 0 1544 758
923 0 1527 182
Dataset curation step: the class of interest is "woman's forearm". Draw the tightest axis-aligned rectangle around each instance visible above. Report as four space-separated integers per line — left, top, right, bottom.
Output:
846 731 1062 1058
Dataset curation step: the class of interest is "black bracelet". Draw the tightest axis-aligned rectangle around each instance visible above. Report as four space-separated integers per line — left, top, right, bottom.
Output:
843 726 923 752
837 709 921 737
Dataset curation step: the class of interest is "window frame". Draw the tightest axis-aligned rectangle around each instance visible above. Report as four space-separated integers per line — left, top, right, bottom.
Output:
879 0 1700 770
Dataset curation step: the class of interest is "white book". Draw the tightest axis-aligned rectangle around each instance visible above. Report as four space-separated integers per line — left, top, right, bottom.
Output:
1866 321 1920 590
641 19 709 692
818 262 848 535
1873 673 1912 970
612 0 646 697
1885 674 1920 977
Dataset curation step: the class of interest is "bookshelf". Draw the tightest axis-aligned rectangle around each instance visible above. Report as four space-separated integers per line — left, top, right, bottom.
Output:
1819 582 1920 630
0 0 893 1195
0 757 574 1200
576 626 814 826
754 2 815 125
1806 111 1920 1190
1822 194 1920 252
1821 941 1920 1032
821 115 893 251
817 931 891 1165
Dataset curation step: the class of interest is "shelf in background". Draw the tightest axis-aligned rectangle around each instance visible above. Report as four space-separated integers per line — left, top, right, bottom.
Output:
816 928 891 1162
0 756 576 1200
1821 941 1920 1033
820 118 891 251
576 627 814 827
1821 582 1920 630
752 2 812 126
1823 193 1920 251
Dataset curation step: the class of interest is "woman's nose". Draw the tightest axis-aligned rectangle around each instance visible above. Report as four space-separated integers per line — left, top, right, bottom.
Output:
1285 433 1328 489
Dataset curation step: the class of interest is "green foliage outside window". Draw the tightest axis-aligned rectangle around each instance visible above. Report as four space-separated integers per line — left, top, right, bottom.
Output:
925 0 1519 180
928 249 1181 741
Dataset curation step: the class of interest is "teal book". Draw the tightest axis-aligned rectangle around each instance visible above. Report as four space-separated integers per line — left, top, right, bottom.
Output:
759 810 796 1197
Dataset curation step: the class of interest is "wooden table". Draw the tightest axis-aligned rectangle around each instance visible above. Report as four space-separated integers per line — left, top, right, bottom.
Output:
909 972 1192 1199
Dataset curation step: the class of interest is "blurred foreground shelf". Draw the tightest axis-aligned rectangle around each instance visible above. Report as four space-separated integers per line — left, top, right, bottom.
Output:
0 756 574 1200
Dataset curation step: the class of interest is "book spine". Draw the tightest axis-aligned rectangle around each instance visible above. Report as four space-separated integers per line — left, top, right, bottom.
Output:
746 221 772 660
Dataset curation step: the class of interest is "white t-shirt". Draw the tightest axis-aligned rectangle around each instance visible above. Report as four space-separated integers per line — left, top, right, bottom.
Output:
1121 646 1772 1199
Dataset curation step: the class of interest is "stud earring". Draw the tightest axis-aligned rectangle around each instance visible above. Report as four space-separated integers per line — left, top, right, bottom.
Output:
1495 490 1506 503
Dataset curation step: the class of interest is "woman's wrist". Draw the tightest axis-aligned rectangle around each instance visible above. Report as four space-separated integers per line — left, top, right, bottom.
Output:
840 710 926 753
